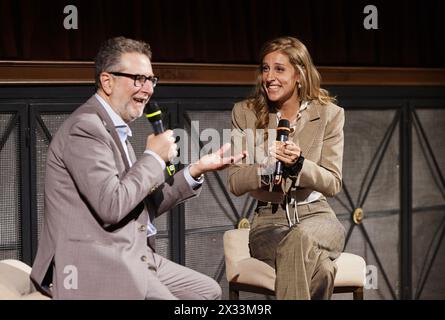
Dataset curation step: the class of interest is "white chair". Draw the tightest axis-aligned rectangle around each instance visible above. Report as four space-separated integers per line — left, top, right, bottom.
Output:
0 259 50 300
223 228 366 300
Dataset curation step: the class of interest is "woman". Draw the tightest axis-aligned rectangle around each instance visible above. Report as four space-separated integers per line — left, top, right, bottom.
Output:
228 36 346 299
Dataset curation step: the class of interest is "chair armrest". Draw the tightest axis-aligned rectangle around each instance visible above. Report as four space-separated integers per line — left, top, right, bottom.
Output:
223 229 252 281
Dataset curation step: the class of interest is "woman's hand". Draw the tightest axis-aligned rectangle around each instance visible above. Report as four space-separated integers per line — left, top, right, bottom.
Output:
270 140 301 167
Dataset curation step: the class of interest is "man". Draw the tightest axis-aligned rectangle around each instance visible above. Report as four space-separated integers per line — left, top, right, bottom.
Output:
30 37 245 299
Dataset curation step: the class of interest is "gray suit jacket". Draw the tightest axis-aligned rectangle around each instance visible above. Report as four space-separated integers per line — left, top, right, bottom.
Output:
31 96 200 299
228 99 344 203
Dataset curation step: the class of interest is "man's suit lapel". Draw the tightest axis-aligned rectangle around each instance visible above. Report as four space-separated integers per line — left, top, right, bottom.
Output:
92 97 132 170
126 140 138 164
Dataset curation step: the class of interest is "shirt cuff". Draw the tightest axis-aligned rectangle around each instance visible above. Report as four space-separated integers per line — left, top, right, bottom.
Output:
184 165 204 189
144 150 166 170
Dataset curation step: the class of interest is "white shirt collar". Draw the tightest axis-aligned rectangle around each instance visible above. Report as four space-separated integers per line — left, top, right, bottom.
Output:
276 100 310 124
95 93 133 138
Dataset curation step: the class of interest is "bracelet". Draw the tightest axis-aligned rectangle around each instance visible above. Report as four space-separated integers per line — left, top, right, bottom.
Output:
260 174 272 186
193 173 204 182
286 154 305 177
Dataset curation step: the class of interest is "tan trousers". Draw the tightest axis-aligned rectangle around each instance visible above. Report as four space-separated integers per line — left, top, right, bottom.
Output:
144 249 222 300
249 198 346 300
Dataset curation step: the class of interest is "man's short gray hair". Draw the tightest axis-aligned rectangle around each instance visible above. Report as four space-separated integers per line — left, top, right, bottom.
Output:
94 36 152 90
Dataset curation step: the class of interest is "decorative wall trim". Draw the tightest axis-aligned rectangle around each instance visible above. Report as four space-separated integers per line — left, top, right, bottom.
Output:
1 61 445 86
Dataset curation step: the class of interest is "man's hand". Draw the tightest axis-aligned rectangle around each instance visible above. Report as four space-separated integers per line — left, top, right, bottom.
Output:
146 130 178 162
189 143 247 178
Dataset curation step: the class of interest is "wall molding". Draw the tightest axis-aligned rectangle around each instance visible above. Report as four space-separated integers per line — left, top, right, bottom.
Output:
1 60 444 86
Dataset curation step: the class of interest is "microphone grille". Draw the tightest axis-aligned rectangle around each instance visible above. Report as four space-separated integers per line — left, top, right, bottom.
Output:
277 119 290 128
145 102 162 122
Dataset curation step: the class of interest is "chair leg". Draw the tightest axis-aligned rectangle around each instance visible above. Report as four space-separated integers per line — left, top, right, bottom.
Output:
229 283 240 300
353 287 363 300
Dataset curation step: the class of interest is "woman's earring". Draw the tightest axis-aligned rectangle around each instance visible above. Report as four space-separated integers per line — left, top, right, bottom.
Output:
297 82 302 89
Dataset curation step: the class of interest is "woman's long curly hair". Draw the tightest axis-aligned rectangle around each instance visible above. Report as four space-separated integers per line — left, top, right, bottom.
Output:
248 36 336 132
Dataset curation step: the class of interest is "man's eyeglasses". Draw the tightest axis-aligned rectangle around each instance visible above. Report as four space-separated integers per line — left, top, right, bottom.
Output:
109 72 159 88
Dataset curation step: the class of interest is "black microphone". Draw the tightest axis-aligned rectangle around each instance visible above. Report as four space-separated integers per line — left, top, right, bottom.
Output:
274 119 291 185
145 102 176 176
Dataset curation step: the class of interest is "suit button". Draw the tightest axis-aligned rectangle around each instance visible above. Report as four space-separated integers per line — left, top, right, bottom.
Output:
148 265 156 271
141 255 148 262
139 225 147 232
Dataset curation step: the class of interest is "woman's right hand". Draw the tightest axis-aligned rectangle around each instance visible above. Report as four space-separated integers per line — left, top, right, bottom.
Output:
270 140 301 167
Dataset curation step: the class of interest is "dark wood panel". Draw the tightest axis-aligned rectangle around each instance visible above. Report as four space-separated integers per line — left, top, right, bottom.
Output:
1 61 445 86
